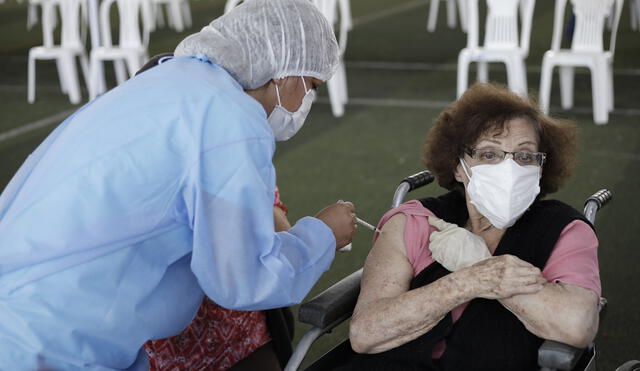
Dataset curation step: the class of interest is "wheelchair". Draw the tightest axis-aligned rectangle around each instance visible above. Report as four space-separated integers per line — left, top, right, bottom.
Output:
284 170 620 371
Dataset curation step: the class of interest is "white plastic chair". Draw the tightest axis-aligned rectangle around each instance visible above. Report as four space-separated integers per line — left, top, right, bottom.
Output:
457 0 535 98
150 0 192 32
28 0 89 104
89 0 152 100
538 0 623 125
427 0 468 32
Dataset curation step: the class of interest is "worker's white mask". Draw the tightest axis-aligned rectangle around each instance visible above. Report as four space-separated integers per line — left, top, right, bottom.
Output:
460 158 541 229
268 77 315 141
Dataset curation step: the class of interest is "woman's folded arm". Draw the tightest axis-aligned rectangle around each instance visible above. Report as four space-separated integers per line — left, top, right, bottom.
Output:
499 282 599 348
349 214 476 354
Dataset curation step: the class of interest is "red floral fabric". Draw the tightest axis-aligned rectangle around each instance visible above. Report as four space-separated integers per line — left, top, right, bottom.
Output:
274 186 287 214
145 297 271 370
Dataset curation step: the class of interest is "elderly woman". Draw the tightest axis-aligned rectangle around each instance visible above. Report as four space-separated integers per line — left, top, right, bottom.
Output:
347 83 600 371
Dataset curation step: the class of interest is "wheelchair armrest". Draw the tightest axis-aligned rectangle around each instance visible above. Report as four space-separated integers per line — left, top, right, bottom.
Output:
538 340 586 371
298 269 363 331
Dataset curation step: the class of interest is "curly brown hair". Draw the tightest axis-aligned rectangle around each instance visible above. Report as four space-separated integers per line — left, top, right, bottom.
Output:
422 83 578 197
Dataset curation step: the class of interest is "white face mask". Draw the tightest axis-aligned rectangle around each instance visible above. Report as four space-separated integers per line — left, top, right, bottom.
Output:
460 158 541 229
267 77 316 141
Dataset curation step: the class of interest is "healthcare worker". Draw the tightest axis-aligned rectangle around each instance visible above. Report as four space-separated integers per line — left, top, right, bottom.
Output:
0 0 355 369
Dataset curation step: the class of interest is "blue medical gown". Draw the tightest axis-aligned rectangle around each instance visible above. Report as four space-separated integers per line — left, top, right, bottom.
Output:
0 57 336 370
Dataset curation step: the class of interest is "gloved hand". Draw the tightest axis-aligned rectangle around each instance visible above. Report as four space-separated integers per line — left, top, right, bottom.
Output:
427 216 491 271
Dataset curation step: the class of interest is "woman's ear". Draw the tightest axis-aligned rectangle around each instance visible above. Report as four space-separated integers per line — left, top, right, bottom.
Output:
454 161 467 184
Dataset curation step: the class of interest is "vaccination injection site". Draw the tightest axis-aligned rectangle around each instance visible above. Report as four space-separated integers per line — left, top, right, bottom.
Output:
1 0 639 370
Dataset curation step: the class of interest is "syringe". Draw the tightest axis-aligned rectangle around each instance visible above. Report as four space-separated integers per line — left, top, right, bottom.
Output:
356 217 382 233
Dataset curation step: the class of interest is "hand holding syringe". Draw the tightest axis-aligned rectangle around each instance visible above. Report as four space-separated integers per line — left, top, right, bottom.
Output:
340 214 381 252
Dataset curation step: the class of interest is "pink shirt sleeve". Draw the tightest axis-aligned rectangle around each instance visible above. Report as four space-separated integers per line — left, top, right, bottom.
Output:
542 220 601 296
376 200 438 276
376 201 469 317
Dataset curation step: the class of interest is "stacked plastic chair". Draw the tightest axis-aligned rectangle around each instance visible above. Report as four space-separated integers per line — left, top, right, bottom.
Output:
456 0 535 98
88 0 152 100
538 0 623 125
28 0 89 104
427 0 468 32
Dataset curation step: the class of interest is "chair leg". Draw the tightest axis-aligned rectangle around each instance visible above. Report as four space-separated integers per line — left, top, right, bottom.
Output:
590 61 609 125
477 61 488 83
631 3 637 30
538 56 554 115
89 54 105 100
606 62 614 112
327 74 345 117
28 53 36 104
340 0 353 30
447 0 457 29
56 59 68 94
518 59 528 95
61 54 81 104
125 54 143 78
79 53 90 92
170 0 184 32
181 0 192 28
559 66 574 110
156 3 166 28
27 3 38 30
632 0 640 31
457 0 467 32
114 60 128 85
338 60 348 105
457 51 470 98
508 59 528 97
427 0 440 32
505 60 518 94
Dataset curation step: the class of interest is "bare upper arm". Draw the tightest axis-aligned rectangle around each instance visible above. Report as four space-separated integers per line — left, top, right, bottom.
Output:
354 213 415 314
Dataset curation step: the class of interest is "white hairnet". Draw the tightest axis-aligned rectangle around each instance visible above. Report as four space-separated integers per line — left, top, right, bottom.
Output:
174 0 340 90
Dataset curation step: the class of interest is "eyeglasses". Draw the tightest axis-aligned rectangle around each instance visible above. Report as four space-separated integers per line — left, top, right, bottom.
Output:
464 147 546 167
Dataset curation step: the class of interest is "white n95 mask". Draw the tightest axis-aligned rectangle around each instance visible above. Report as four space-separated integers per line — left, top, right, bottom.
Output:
460 158 541 229
268 77 316 141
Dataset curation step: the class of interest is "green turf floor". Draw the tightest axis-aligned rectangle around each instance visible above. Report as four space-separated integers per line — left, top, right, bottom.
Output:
1 0 639 369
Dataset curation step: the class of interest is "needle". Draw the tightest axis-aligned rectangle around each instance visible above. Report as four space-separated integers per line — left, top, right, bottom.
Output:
356 217 382 233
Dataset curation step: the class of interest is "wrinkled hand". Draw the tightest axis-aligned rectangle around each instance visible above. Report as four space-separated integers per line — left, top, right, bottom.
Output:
315 201 357 250
427 216 491 271
463 254 547 300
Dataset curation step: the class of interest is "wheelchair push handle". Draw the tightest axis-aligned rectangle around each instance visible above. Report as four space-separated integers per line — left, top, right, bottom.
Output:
585 189 612 209
392 170 435 208
402 170 435 191
583 189 612 226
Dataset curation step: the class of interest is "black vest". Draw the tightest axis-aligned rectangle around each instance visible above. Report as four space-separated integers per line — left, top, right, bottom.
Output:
343 191 593 371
